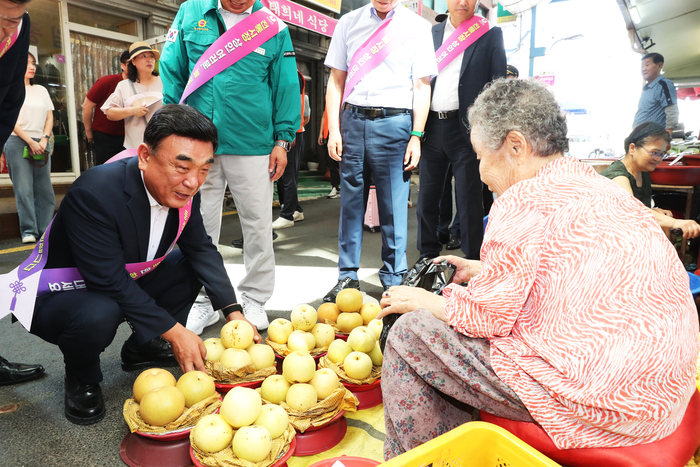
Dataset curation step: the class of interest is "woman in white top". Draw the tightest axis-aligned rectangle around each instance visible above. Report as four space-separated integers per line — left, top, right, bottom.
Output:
4 52 56 244
102 42 163 150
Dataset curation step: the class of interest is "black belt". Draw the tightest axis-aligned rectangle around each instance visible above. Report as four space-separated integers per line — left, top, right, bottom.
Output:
343 103 411 118
430 110 459 120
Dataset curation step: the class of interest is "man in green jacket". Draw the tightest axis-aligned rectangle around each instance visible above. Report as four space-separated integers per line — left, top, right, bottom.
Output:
160 0 301 333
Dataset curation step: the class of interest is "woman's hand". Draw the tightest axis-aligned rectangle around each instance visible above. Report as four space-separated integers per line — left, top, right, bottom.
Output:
653 207 674 217
28 139 43 156
433 255 482 284
378 286 447 322
672 219 700 239
131 105 149 118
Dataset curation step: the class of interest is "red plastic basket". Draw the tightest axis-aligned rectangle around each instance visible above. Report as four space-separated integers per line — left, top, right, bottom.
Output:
293 412 348 456
342 379 382 410
308 456 381 467
189 437 296 467
120 432 192 467
214 378 263 394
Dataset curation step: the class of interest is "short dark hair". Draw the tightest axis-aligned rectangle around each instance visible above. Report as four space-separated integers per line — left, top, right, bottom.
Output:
642 53 664 65
127 61 159 82
144 104 218 153
120 50 130 64
624 122 670 154
27 51 35 86
8 0 31 4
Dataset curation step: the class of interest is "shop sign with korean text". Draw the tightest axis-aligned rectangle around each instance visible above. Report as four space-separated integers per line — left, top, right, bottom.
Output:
262 0 338 37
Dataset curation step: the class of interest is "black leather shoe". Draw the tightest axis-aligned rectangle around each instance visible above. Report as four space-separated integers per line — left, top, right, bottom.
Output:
231 231 278 249
446 235 461 251
323 278 360 303
120 336 178 371
0 356 45 386
438 231 450 245
65 375 105 425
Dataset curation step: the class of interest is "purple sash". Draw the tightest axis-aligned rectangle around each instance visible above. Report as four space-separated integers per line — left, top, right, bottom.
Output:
179 8 284 104
435 16 490 73
342 18 412 103
0 149 192 330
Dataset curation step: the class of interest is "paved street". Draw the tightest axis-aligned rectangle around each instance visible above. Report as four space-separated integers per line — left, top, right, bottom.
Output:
0 178 439 467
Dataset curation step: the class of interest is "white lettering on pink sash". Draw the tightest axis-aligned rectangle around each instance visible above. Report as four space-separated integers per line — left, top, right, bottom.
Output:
342 19 411 103
435 16 490 74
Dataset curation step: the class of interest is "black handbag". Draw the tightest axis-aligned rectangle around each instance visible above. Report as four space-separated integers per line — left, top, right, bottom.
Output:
378 258 457 352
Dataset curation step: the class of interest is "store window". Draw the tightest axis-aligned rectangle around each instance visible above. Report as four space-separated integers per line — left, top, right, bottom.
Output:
67 5 138 36
70 32 131 169
24 0 72 174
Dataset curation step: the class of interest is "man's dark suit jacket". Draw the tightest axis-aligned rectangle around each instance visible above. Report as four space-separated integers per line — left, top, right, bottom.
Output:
44 156 236 344
431 19 507 147
0 13 30 148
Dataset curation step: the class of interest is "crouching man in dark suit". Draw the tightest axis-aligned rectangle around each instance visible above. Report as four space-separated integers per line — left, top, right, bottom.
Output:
29 104 260 425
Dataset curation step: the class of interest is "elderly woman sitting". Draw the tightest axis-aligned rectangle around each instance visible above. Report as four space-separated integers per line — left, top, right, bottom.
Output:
378 78 699 460
601 122 700 239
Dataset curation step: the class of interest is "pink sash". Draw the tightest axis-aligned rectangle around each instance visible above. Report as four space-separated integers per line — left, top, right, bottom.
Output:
436 16 490 73
0 22 20 59
180 8 283 104
0 149 192 330
342 18 412 103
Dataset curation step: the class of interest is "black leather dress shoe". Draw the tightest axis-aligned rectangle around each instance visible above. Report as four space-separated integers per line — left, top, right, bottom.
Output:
446 235 461 251
0 356 45 386
232 231 278 249
323 278 360 303
438 231 450 245
120 336 178 371
65 374 105 425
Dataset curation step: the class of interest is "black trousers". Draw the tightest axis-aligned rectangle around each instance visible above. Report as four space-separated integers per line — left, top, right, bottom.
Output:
277 133 304 220
417 117 483 259
92 130 125 166
30 250 201 384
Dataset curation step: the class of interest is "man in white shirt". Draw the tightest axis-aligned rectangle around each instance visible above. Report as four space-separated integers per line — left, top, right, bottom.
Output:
416 0 506 261
323 0 436 301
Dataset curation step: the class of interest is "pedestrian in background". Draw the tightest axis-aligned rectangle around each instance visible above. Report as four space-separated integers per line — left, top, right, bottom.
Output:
633 53 678 134
102 42 163 149
274 70 310 229
4 51 55 245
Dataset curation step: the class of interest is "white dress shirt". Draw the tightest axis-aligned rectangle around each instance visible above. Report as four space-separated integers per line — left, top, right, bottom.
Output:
218 0 253 29
431 16 463 112
324 3 437 109
141 173 170 261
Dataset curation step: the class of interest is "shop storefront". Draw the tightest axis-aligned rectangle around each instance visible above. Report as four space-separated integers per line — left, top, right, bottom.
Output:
0 0 178 188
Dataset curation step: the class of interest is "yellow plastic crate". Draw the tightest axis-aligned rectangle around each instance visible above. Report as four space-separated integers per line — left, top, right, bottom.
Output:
378 421 561 467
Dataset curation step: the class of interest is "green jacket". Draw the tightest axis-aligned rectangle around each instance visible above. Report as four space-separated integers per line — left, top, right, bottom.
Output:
160 0 301 155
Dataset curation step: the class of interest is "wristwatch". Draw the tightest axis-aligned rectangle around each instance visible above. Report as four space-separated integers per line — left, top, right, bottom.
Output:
410 130 425 141
274 140 291 152
41 134 50 140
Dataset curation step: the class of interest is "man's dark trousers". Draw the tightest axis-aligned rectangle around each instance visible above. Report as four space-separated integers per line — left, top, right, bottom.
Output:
30 250 201 384
417 116 482 260
277 133 304 220
92 130 125 166
338 107 411 287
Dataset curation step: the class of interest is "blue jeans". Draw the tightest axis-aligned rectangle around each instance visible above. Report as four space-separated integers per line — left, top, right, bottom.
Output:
338 108 411 286
4 135 56 239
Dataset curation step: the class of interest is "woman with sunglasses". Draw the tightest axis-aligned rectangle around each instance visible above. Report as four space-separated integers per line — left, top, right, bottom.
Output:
601 121 700 239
